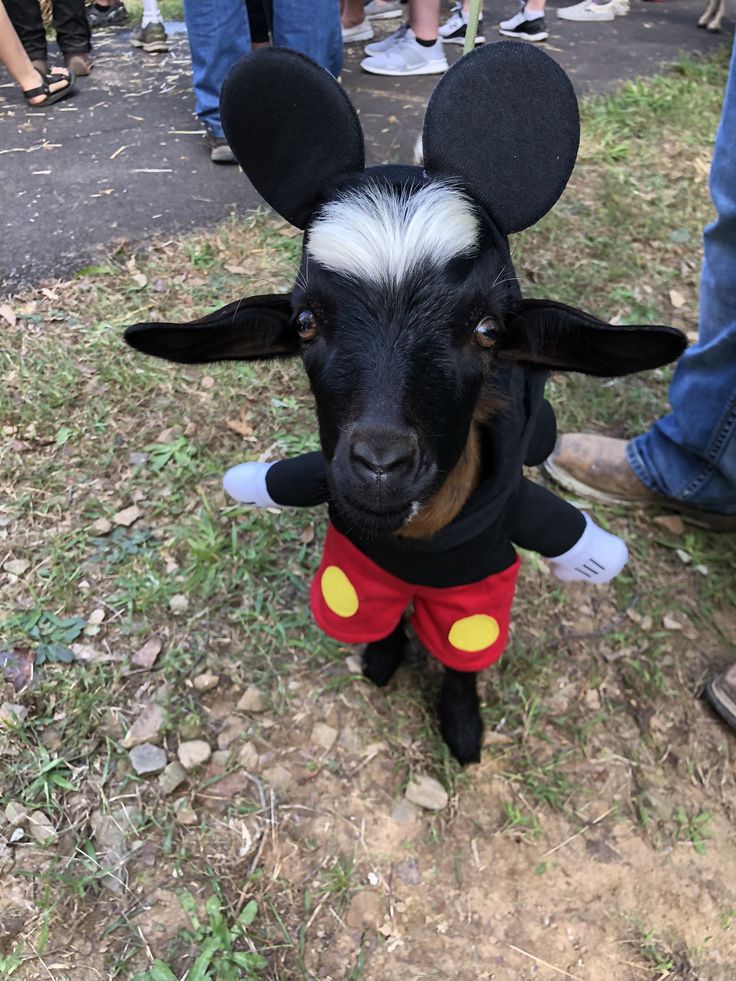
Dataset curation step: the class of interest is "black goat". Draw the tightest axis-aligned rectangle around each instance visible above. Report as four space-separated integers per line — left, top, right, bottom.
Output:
125 43 685 764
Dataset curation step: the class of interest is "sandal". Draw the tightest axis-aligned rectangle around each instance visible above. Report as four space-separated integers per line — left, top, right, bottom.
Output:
23 67 77 108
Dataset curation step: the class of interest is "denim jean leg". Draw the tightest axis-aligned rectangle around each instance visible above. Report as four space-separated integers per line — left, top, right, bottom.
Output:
272 0 343 77
628 40 736 514
183 0 251 138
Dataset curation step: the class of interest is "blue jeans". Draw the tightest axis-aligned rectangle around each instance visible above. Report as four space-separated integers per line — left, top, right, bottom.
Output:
628 39 736 515
183 0 342 139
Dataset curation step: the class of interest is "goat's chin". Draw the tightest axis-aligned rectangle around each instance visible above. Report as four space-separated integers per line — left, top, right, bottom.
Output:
333 493 419 538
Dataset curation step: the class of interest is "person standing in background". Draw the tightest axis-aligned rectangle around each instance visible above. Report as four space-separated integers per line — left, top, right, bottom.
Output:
5 0 93 76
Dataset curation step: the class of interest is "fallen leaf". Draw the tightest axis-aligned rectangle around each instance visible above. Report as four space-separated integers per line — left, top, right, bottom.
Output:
113 505 142 527
226 418 254 437
300 525 315 544
131 273 147 288
669 289 685 309
131 636 162 669
0 304 16 327
662 614 683 630
3 558 30 576
224 264 247 274
0 649 34 691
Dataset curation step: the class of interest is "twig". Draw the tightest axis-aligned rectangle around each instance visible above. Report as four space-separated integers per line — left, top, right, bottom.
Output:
508 944 585 980
541 806 615 858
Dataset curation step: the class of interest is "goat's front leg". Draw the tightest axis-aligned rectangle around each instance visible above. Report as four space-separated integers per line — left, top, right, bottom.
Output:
438 667 483 765
362 620 406 687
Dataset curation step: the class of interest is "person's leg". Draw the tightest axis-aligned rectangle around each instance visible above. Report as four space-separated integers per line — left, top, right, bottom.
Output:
361 0 447 75
88 0 129 29
53 0 92 60
627 40 736 514
341 0 374 42
3 0 47 63
272 0 342 76
183 0 250 159
131 0 169 52
0 0 74 103
439 0 485 45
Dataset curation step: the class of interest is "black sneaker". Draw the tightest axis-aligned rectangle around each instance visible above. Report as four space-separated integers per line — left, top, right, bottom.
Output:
204 129 237 165
439 4 485 44
498 12 549 41
87 2 129 28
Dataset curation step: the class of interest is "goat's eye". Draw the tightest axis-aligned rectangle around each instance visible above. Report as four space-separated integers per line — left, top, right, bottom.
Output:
474 317 501 349
297 310 319 342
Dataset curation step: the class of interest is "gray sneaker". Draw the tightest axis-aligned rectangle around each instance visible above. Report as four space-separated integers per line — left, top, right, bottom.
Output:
204 129 237 165
363 22 407 56
131 21 169 52
361 31 448 76
364 0 404 19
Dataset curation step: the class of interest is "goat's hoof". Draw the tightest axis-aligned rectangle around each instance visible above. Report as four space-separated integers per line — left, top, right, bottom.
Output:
438 699 483 765
362 633 405 688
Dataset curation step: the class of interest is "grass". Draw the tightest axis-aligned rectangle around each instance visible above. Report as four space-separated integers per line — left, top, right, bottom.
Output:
1 50 736 979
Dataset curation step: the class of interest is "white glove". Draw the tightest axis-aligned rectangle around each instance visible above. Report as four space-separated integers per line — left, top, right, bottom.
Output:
547 513 628 584
223 462 277 507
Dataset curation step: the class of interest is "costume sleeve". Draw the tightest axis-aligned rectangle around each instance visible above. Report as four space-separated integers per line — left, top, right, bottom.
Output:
509 478 628 583
524 399 557 466
223 451 329 508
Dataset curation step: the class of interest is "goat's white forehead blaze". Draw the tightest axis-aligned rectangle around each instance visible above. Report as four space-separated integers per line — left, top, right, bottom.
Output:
306 181 480 285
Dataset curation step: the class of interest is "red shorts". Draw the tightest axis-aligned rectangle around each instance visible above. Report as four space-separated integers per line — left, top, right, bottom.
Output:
310 524 521 672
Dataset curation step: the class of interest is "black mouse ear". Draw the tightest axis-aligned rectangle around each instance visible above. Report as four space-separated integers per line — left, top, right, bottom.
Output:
423 41 579 235
221 48 365 229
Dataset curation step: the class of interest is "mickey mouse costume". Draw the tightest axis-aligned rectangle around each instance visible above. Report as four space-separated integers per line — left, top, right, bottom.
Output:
126 44 686 680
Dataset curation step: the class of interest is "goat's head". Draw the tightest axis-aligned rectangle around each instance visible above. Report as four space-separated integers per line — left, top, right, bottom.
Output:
126 43 686 537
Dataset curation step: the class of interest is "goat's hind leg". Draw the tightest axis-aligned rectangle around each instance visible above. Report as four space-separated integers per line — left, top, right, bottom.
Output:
438 667 484 765
362 620 407 687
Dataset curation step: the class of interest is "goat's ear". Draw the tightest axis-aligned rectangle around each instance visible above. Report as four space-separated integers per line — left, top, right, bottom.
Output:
220 49 365 229
500 298 687 376
423 42 579 235
124 294 299 364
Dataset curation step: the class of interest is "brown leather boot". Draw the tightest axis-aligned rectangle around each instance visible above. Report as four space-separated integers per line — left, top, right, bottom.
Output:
64 52 94 76
544 433 736 531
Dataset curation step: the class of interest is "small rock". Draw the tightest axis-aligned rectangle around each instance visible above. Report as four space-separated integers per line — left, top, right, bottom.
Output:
131 636 162 669
90 811 128 893
129 743 167 776
113 505 142 528
169 594 189 615
404 774 448 811
158 761 187 796
583 688 601 711
217 716 243 750
3 559 29 577
640 615 653 632
391 798 420 824
178 739 212 771
236 685 267 713
210 749 232 768
395 858 422 885
128 452 149 466
193 672 220 693
122 704 165 749
87 608 105 627
4 801 28 826
175 800 198 826
675 549 692 565
346 890 383 930
345 655 363 675
27 811 55 844
626 608 642 624
0 703 28 726
90 517 112 535
653 514 685 536
238 741 260 771
261 764 292 792
311 723 338 752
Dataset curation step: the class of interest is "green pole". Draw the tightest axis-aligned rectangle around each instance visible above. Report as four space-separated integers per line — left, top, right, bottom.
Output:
463 0 483 54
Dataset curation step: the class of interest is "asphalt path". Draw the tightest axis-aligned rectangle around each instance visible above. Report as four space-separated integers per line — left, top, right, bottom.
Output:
0 3 731 292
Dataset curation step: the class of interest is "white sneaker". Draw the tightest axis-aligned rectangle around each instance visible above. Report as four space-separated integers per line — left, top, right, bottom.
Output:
439 2 485 44
361 31 448 75
557 0 628 18
342 19 374 42
364 0 404 19
364 22 407 55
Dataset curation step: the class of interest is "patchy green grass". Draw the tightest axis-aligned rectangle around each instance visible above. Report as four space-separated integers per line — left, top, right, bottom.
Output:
1 52 735 980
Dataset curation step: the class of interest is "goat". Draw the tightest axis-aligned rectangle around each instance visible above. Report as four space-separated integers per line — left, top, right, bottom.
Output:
125 43 686 764
698 0 725 31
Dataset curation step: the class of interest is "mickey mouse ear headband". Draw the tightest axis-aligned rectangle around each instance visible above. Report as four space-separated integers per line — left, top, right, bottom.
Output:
220 41 580 236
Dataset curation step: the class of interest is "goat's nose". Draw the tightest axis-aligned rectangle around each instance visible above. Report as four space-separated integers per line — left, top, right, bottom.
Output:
350 431 417 479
